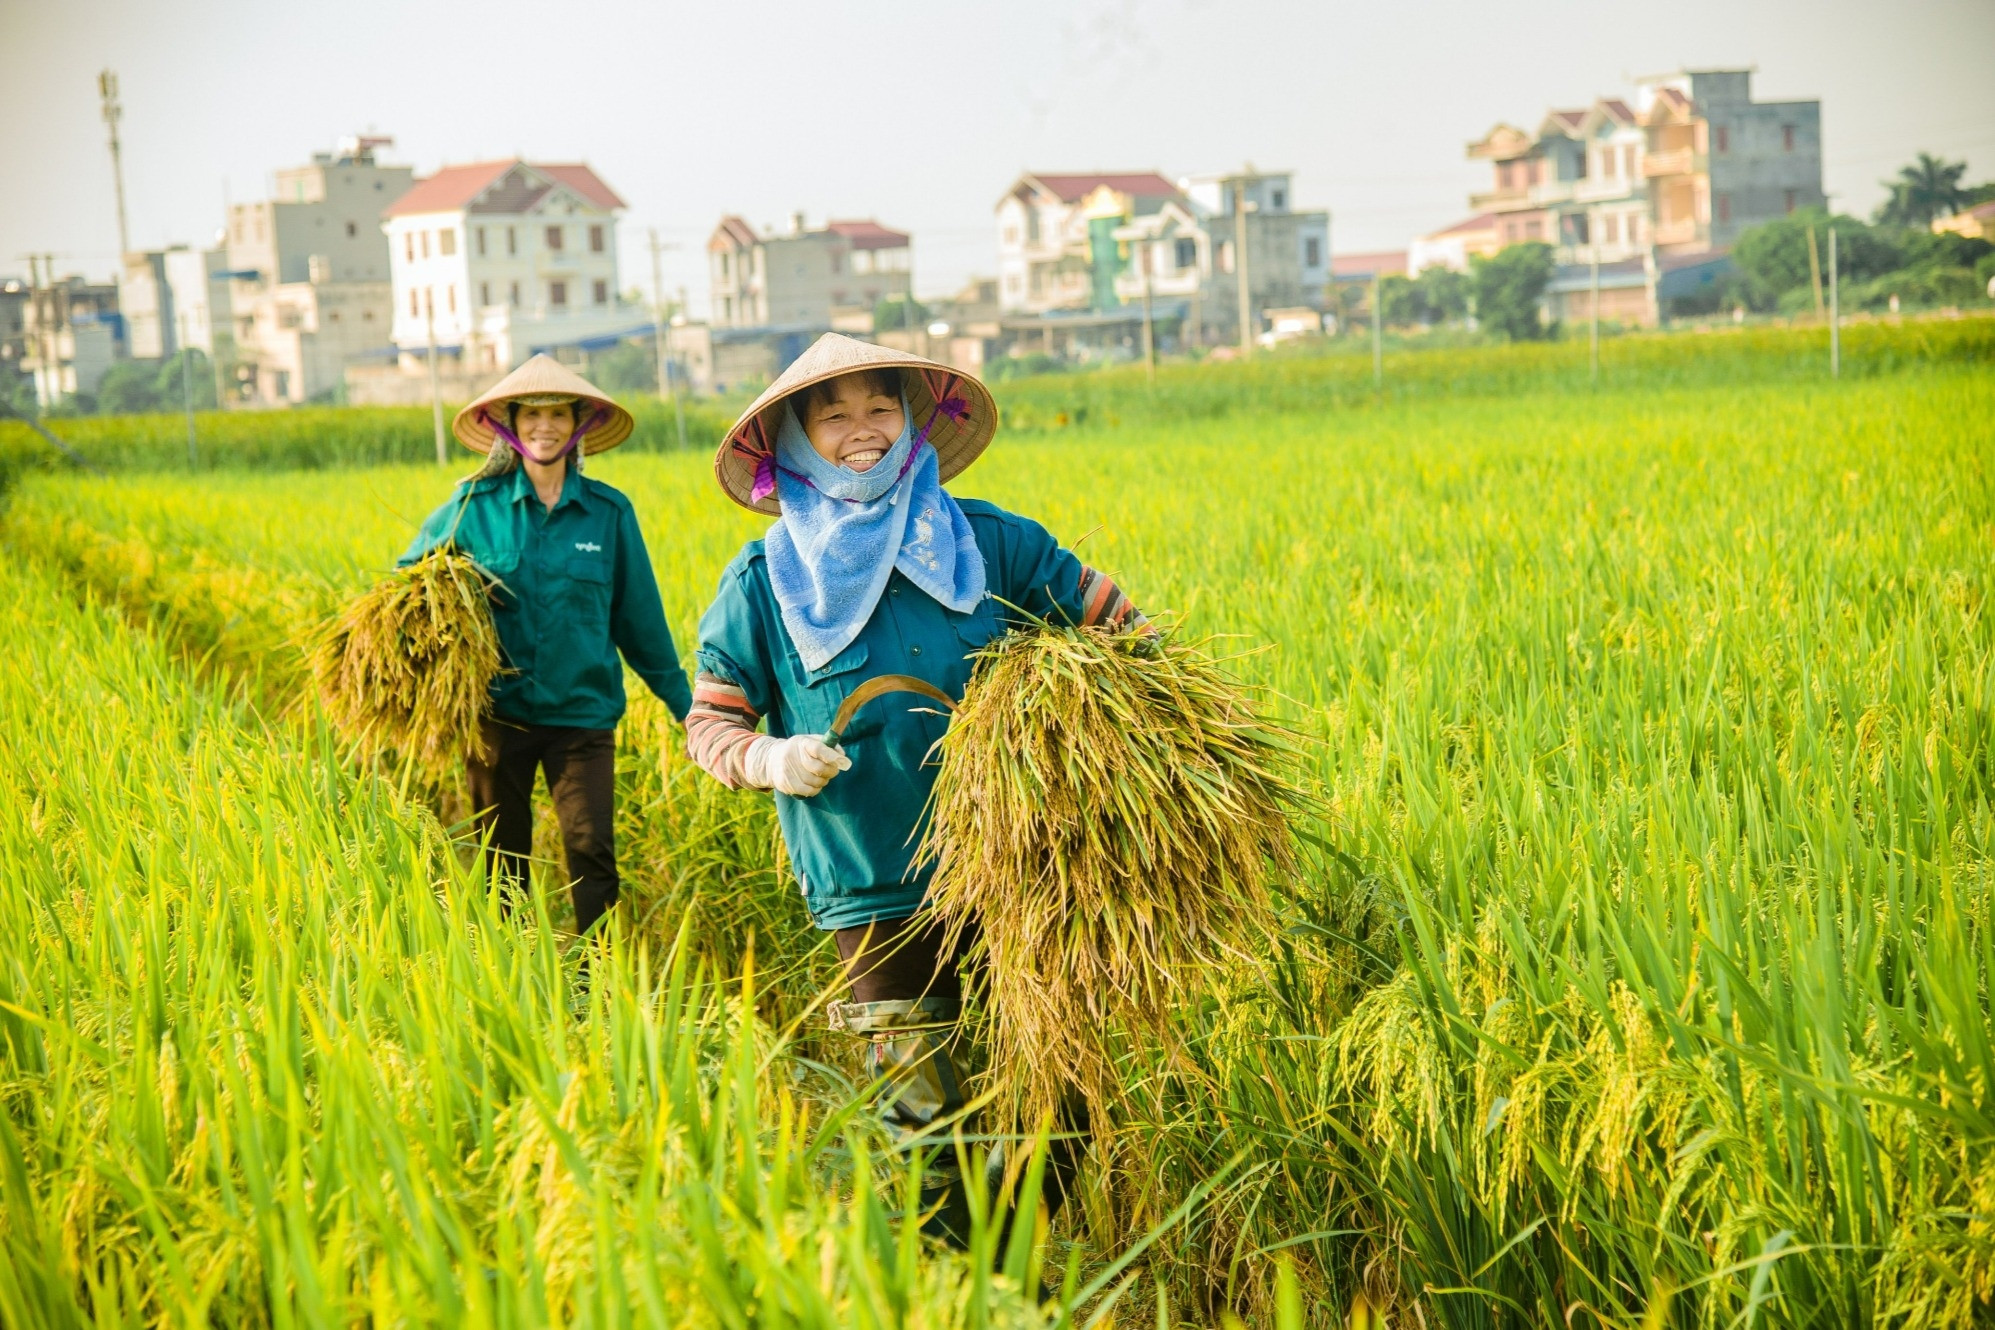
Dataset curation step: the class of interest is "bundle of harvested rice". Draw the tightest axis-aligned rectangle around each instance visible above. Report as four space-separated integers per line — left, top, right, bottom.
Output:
918 624 1305 1132
308 549 503 779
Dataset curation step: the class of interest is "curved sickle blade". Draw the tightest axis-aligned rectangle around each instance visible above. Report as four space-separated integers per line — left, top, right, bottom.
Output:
824 673 958 746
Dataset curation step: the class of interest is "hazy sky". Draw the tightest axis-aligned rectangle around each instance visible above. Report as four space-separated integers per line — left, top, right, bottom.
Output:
5 0 1991 314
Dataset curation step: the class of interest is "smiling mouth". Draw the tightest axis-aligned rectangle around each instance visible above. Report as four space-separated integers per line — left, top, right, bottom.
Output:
843 448 886 470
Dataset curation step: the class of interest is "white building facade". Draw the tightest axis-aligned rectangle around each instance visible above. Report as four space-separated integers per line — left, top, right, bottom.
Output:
382 159 644 372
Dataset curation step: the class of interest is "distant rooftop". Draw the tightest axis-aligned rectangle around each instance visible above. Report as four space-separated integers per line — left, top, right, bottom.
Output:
383 160 624 218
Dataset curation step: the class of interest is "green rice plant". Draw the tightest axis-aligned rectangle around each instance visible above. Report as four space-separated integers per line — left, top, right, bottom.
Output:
919 625 1304 1136
308 548 505 782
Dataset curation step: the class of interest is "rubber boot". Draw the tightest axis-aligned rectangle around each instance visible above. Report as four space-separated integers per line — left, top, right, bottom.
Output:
830 996 976 1246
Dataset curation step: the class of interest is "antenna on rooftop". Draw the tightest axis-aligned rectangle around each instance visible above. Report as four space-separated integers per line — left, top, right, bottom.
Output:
99 69 131 258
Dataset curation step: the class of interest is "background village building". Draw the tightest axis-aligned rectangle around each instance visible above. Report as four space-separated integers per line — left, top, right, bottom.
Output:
1408 213 1500 275
119 246 233 361
18 271 122 407
367 158 644 406
225 136 410 404
996 169 1328 351
706 214 913 331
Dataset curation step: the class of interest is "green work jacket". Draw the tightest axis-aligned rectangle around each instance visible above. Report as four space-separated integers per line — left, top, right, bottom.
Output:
400 464 691 729
696 499 1097 931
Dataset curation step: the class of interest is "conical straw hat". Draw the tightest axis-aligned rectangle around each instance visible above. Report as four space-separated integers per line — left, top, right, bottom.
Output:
716 333 998 515
452 354 635 455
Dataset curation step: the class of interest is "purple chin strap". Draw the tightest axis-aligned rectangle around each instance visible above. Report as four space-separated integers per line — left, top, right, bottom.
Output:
749 395 968 505
480 405 609 464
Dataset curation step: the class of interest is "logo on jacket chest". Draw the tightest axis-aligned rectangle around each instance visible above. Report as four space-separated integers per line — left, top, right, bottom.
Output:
574 541 602 553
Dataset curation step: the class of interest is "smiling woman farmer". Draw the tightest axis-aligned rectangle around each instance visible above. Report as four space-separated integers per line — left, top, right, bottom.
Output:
685 333 1148 1244
400 355 691 936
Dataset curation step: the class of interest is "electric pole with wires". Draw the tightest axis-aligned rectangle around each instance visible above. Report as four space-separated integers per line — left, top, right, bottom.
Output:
649 229 687 449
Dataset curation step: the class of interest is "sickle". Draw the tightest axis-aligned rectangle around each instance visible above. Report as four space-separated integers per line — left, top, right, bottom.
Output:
824 674 958 747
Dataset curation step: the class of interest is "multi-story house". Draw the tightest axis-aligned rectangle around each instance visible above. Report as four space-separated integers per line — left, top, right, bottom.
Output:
225 136 410 403
19 267 123 408
1637 70 1823 254
707 214 913 329
998 168 1329 343
382 158 639 374
119 247 234 361
1465 70 1821 266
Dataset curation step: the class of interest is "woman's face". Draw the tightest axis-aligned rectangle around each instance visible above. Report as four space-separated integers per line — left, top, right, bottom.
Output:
801 376 905 472
513 401 577 464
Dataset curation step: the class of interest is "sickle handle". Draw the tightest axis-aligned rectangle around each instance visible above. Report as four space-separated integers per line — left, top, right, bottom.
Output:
824 673 958 746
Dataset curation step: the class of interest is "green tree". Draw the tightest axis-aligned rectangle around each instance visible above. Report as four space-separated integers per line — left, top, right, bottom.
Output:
589 338 658 395
1875 153 1970 227
1414 266 1472 324
1471 243 1555 341
874 295 929 332
1376 274 1420 328
157 348 216 411
95 361 163 415
1733 209 1902 310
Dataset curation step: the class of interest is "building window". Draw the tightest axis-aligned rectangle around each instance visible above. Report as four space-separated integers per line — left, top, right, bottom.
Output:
506 227 517 256
545 226 564 252
480 281 491 306
549 280 567 307
719 252 731 279
345 220 357 238
1717 194 1732 223
589 224 605 253
447 285 456 313
409 288 419 316
405 233 415 262
1176 237 1198 269
1782 124 1796 152
1624 144 1638 177
829 252 843 275
1714 126 1729 154
476 227 487 256
592 279 608 305
1304 236 1321 267
1784 189 1798 214
420 231 430 258
509 280 519 306
1603 214 1620 243
721 295 733 320
439 229 457 256
1271 188 1286 209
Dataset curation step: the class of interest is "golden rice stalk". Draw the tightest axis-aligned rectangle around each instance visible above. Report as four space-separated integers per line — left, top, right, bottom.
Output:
308 549 503 780
918 625 1305 1133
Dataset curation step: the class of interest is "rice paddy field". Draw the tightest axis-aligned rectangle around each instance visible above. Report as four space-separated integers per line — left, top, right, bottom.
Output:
1 320 1991 1327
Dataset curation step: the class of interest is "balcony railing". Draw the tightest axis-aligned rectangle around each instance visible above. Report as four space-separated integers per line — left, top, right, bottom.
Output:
1643 149 1697 178
1652 218 1700 246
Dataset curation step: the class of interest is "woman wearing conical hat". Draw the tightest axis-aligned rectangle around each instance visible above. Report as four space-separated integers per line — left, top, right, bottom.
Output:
399 353 691 937
685 334 1150 1245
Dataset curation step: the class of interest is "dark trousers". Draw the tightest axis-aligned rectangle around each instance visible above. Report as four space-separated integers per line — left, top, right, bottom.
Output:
465 718 620 935
833 913 1087 1248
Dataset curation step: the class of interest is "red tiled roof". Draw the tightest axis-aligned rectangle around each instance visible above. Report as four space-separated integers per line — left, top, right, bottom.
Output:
825 219 910 250
1546 109 1585 130
1332 251 1408 278
710 215 758 251
1428 213 1498 238
382 159 622 217
383 161 514 217
1598 98 1636 123
1023 172 1179 203
535 163 625 211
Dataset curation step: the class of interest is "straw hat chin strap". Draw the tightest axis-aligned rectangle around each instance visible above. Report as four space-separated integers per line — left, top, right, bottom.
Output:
470 404 608 480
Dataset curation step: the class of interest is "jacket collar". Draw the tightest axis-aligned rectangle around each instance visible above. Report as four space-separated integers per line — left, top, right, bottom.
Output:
507 461 587 513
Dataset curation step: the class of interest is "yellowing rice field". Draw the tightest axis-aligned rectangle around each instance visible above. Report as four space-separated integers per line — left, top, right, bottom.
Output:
1 325 1991 1327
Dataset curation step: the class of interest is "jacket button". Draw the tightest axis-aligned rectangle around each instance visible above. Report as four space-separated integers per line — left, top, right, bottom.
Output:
910 645 922 656
890 587 900 595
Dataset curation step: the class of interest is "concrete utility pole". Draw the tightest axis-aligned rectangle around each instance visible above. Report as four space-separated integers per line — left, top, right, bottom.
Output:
1371 270 1383 387
1828 226 1840 378
649 229 687 449
1233 172 1254 357
99 71 131 259
425 289 447 464
179 310 197 467
1139 240 1156 388
1589 212 1601 387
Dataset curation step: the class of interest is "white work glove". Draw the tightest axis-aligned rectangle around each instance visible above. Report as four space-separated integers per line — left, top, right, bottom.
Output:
742 733 852 797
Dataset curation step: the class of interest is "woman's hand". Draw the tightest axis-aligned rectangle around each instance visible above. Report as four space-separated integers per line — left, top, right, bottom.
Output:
742 734 852 797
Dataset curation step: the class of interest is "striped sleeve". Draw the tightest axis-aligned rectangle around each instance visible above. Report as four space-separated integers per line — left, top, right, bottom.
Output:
686 670 763 788
1076 565 1152 632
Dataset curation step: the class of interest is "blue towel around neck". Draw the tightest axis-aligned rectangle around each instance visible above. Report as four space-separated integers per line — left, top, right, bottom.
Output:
764 397 986 671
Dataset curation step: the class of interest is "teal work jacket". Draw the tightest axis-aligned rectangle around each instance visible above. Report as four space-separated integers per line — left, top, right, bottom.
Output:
400 464 692 729
696 499 1097 930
